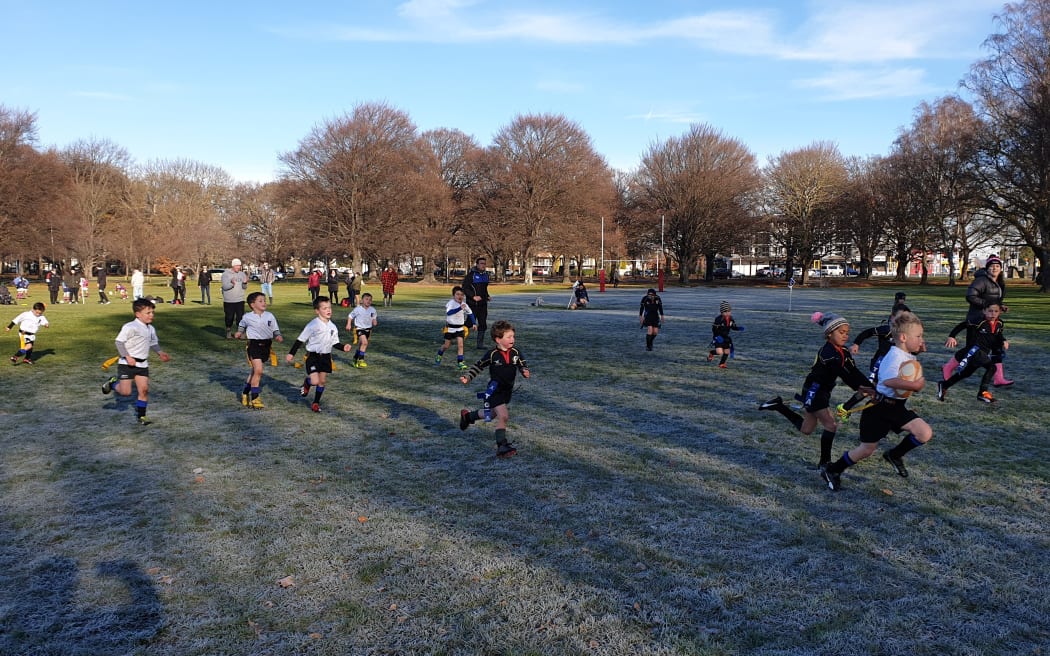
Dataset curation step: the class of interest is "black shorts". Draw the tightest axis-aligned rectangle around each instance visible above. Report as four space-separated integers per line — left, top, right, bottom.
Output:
800 382 832 412
642 315 661 328
246 339 272 362
443 327 466 341
859 400 919 443
305 352 333 374
117 363 149 380
487 389 512 409
356 328 372 340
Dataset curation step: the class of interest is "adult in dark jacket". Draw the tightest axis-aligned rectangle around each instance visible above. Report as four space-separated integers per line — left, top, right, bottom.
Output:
461 257 491 348
96 266 109 304
943 256 1012 386
47 269 62 304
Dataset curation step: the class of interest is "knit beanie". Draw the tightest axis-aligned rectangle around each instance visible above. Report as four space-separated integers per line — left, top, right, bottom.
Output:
985 256 1003 269
812 311 848 335
720 300 731 313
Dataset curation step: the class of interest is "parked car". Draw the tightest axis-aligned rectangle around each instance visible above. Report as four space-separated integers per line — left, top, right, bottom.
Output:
713 268 741 279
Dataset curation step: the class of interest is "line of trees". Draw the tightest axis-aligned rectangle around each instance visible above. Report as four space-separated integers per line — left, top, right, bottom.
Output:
2 0 1048 290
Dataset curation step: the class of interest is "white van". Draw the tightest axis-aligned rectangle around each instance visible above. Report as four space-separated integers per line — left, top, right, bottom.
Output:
819 264 844 277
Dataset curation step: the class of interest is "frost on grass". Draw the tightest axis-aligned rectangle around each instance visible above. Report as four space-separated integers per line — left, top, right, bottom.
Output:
0 284 1048 654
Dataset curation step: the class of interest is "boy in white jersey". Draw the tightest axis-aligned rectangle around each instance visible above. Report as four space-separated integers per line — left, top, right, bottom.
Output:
346 292 378 368
821 311 933 491
234 292 283 408
435 286 475 370
101 298 172 426
285 296 351 412
6 302 49 365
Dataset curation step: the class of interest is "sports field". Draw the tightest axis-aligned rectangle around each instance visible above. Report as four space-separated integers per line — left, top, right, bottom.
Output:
1 280 1047 655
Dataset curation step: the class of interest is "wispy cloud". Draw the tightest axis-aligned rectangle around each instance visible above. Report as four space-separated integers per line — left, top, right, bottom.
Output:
278 0 996 65
628 108 706 125
794 67 934 100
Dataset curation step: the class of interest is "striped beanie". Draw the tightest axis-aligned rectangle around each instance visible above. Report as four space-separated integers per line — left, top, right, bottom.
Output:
812 311 848 335
720 300 731 313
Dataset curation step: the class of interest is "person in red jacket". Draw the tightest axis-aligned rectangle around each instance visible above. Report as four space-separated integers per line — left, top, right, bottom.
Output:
380 263 399 307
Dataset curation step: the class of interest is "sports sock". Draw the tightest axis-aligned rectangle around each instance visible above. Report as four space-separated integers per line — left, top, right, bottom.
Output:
303 378 311 392
437 348 445 357
774 405 805 431
135 400 148 418
885 433 922 459
251 386 260 399
826 451 855 474
819 430 836 464
314 386 325 404
243 382 251 395
719 353 728 365
457 355 464 363
494 428 508 445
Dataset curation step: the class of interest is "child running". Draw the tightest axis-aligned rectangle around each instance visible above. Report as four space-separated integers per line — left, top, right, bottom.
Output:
639 288 664 351
836 300 911 417
234 291 283 408
937 303 1008 405
820 311 932 491
435 286 475 370
347 292 378 368
759 312 874 468
285 296 352 412
458 320 530 458
6 302 49 365
101 298 171 425
707 300 744 368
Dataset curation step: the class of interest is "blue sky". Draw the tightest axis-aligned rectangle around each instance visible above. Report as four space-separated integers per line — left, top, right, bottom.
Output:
2 0 1004 183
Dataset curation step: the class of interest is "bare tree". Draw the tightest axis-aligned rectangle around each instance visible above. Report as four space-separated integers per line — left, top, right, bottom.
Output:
835 156 887 278
966 0 1050 290
278 102 438 277
634 124 760 283
422 128 483 281
890 97 989 284
763 142 847 284
130 159 235 272
480 113 615 285
60 138 134 274
0 106 72 271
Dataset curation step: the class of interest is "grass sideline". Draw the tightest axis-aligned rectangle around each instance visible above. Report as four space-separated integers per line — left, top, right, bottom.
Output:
1 279 1048 655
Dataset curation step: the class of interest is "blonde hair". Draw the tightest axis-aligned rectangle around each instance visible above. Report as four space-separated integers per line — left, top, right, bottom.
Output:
890 310 923 341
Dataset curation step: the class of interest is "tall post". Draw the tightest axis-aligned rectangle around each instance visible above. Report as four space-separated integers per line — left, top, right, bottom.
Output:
599 216 606 292
658 215 665 292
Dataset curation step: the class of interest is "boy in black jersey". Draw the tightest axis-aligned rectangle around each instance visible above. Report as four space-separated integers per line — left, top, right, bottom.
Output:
759 312 874 467
458 320 530 457
639 289 664 351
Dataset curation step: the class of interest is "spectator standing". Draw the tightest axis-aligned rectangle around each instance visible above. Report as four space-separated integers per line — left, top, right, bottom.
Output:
220 258 250 339
258 262 276 304
198 268 212 305
96 265 110 304
47 269 62 305
327 269 341 305
131 269 145 300
380 263 398 307
307 269 322 303
64 268 79 304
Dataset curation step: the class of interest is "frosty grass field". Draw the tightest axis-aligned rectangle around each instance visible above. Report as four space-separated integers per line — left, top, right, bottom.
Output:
1 279 1048 655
